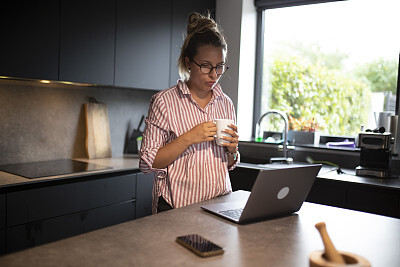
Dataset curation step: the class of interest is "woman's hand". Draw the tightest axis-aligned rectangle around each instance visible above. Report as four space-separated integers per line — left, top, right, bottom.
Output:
221 124 239 154
181 121 217 146
152 121 216 169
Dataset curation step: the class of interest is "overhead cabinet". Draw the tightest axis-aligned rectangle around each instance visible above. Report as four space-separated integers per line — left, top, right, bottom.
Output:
170 0 216 87
0 0 216 89
115 0 172 90
59 0 116 85
0 1 60 80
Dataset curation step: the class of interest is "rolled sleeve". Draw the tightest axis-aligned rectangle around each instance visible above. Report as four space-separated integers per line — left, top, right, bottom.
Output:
228 151 240 171
139 94 169 179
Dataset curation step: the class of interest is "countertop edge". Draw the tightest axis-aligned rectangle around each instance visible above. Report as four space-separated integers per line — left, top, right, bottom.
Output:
0 156 141 192
237 162 400 191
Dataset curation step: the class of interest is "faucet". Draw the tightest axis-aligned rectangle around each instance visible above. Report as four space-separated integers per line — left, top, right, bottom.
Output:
256 109 293 164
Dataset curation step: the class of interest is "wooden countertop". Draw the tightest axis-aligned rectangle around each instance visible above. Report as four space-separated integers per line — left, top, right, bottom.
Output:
0 156 140 191
0 190 398 266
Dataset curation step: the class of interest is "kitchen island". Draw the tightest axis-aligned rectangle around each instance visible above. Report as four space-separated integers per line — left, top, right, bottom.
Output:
0 156 152 255
0 190 398 266
1 157 399 256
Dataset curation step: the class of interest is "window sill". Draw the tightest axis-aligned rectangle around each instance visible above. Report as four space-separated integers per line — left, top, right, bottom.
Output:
239 139 361 153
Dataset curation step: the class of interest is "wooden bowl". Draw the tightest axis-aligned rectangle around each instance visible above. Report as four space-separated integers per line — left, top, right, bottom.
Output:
309 250 371 267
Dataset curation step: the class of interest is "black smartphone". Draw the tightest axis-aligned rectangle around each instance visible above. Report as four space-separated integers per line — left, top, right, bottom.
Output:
176 234 224 257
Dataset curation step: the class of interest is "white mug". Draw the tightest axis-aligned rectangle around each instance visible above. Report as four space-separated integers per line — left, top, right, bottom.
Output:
374 111 394 131
215 119 234 146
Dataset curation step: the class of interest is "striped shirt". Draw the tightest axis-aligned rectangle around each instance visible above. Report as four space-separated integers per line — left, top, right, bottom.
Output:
139 80 240 213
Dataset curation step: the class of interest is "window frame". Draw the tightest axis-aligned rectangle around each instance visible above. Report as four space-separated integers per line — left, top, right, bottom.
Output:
253 0 400 142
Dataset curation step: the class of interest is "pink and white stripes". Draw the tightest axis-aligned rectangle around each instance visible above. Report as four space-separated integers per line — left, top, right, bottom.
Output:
139 80 239 213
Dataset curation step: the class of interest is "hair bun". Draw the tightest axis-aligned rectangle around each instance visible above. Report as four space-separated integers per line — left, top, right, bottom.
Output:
178 12 227 81
186 12 218 36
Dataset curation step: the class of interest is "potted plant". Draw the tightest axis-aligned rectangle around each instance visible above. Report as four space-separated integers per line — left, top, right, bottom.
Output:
287 115 321 145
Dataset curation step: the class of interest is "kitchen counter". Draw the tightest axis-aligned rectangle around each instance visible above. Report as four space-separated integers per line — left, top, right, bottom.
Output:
233 162 400 218
0 156 140 192
0 190 398 266
238 162 400 191
2 155 399 188
1 156 399 194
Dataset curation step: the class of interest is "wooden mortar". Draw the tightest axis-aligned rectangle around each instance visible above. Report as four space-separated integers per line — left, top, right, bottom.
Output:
310 222 371 267
309 250 371 267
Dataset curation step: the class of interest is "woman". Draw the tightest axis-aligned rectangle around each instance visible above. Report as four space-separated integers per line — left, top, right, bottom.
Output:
139 12 240 213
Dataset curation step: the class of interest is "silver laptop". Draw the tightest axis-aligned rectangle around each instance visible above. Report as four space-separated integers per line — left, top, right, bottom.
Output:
201 164 322 224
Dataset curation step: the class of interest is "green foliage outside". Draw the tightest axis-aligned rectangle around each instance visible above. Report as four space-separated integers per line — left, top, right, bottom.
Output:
262 41 398 137
266 56 371 136
355 58 398 94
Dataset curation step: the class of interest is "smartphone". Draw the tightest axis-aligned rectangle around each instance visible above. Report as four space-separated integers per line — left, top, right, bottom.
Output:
176 234 224 257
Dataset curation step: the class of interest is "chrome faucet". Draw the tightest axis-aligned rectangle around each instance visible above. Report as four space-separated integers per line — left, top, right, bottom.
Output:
256 109 293 164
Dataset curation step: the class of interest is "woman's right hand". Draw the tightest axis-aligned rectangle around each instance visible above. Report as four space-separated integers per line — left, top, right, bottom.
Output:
152 121 216 169
182 121 217 145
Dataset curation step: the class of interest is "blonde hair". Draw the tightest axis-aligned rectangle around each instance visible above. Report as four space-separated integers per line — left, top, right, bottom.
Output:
178 12 227 81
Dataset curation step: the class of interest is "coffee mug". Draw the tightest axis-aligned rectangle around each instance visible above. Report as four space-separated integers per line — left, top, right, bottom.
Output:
374 111 394 131
215 119 234 146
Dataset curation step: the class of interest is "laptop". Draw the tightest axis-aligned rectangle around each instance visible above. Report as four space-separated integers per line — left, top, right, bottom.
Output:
201 164 322 224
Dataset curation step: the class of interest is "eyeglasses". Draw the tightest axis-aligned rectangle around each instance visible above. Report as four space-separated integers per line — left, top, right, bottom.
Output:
191 59 229 76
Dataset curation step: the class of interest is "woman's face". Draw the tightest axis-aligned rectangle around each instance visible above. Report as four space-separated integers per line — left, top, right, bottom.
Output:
185 45 226 92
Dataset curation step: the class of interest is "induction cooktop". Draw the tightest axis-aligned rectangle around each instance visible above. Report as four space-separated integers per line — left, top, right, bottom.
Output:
0 159 112 179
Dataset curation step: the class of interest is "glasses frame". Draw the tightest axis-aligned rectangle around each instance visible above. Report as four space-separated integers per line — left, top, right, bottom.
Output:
190 59 229 76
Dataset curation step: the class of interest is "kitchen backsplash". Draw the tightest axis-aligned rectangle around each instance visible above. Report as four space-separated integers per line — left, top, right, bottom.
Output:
0 79 156 165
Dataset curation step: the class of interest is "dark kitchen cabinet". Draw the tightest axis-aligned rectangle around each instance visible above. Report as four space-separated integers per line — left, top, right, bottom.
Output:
307 178 400 218
59 0 116 85
347 187 400 218
6 174 135 227
0 194 5 255
0 1 60 80
229 167 260 192
0 229 4 256
6 201 135 253
5 173 136 254
306 178 347 208
136 172 153 218
0 194 5 230
231 166 400 218
169 0 216 86
115 0 216 90
115 0 172 90
0 0 216 88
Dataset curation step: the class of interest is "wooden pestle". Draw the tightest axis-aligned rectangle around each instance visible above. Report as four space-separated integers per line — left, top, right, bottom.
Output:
315 222 346 265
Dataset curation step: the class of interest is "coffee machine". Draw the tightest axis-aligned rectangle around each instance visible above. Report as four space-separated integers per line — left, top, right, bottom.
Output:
356 132 392 178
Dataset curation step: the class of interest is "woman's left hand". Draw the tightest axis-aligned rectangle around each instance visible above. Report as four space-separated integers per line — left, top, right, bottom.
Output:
221 124 239 153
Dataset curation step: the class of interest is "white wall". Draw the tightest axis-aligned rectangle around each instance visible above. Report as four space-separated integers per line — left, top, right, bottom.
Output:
216 0 257 140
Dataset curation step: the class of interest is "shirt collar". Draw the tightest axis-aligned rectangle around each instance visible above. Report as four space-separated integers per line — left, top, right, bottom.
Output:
177 80 224 100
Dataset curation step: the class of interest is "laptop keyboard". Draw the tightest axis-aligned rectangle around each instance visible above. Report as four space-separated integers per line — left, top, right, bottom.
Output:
219 208 243 220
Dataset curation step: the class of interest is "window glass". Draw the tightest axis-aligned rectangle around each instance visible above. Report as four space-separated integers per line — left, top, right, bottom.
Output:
260 0 399 138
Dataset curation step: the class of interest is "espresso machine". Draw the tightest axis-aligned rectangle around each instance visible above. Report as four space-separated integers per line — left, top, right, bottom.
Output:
356 131 392 178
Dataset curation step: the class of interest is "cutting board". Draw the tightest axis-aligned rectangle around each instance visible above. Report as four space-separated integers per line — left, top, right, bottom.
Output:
85 102 112 159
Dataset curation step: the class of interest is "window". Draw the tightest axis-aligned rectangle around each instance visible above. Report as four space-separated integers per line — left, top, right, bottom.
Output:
255 0 399 141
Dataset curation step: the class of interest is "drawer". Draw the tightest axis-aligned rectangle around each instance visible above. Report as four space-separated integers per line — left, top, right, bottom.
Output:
6 200 136 254
7 173 136 227
0 194 5 229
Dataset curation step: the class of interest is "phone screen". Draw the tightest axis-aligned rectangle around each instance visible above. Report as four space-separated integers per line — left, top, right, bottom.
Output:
176 234 224 257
